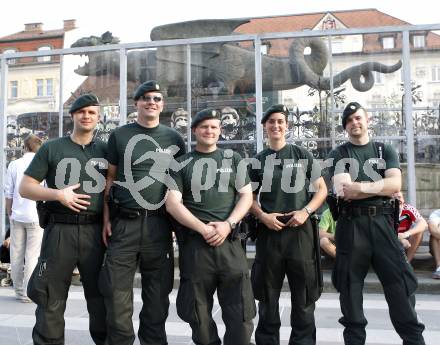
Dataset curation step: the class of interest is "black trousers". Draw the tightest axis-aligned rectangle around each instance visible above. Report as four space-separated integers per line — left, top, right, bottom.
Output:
333 213 425 345
252 220 320 345
28 221 107 345
99 214 174 345
177 234 256 345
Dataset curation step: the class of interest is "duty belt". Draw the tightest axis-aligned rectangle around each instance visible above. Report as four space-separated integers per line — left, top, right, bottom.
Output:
340 205 394 217
114 205 164 219
50 213 101 224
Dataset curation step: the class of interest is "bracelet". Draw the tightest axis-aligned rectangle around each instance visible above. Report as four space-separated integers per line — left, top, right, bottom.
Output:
303 206 312 215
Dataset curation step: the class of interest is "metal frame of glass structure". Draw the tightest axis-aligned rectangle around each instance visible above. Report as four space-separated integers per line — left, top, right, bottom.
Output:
1 23 440 235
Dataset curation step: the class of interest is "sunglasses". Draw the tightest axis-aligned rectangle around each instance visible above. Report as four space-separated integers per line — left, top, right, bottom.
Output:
139 95 163 103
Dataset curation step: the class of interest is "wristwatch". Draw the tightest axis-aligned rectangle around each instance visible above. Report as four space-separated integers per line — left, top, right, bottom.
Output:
303 206 312 215
226 218 237 230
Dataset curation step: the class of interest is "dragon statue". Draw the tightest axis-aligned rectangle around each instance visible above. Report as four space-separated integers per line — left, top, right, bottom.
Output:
71 20 402 96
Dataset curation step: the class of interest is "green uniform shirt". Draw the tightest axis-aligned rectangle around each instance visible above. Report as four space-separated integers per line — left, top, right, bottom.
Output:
326 141 400 206
169 149 250 223
25 136 108 214
319 209 336 235
249 144 320 213
107 122 185 208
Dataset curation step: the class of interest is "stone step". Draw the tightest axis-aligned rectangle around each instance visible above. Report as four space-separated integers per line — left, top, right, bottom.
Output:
132 269 440 294
2 262 438 296
170 244 437 272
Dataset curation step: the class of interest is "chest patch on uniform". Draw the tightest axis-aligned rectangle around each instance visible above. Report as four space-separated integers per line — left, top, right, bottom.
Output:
217 168 233 173
155 148 172 154
284 163 303 168
90 160 107 169
367 158 381 165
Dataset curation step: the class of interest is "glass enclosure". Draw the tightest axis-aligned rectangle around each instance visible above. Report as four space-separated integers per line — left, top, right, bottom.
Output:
2 23 440 233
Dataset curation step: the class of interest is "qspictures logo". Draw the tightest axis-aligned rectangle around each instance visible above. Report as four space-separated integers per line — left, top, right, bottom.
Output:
53 134 387 209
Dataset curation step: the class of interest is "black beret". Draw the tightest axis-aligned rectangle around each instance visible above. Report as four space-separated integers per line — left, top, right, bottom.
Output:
261 104 289 124
191 108 220 128
342 102 363 129
69 94 100 114
133 80 161 100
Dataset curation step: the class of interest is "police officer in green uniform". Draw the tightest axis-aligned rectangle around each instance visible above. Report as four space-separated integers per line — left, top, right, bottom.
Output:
20 94 107 345
101 81 185 345
249 104 327 345
326 102 425 345
165 109 256 345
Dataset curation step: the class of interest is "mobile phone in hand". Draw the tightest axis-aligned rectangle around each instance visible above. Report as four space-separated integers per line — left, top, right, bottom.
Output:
276 215 291 224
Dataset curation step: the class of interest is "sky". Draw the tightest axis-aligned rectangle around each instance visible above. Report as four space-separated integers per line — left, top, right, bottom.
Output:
1 0 439 43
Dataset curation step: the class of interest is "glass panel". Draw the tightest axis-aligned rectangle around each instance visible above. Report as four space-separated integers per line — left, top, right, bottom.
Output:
368 109 402 137
411 26 440 219
414 107 439 135
63 49 121 141
216 142 257 159
188 40 256 152
123 47 189 143
412 31 440 136
261 36 333 158
5 58 60 162
288 139 332 159
402 138 440 212
414 137 440 163
327 32 404 140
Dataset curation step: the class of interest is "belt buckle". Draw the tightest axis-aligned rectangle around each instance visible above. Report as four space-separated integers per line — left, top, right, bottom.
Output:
128 210 140 219
367 206 376 217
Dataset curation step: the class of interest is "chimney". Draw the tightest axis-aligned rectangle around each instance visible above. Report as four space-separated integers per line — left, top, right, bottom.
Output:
24 23 43 32
63 19 76 31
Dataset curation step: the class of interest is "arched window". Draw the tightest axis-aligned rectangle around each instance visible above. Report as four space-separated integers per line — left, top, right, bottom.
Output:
3 49 17 64
37 46 51 62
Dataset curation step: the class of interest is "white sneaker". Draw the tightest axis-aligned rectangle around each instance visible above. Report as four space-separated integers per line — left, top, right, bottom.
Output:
21 296 33 303
432 267 440 280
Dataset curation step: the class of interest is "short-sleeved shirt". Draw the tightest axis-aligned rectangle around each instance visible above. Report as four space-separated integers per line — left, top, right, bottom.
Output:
429 209 440 227
326 141 400 206
249 144 320 213
169 149 249 223
5 152 40 223
319 208 337 235
107 122 185 209
398 203 422 233
25 136 108 215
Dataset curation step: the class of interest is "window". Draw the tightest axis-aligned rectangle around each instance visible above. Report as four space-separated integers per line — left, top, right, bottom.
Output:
9 81 18 98
3 49 16 64
431 99 440 108
432 66 440 82
46 78 53 96
36 78 54 96
37 46 51 62
413 35 425 48
373 71 383 84
382 37 394 49
370 102 387 117
331 42 343 54
36 79 44 97
415 67 426 78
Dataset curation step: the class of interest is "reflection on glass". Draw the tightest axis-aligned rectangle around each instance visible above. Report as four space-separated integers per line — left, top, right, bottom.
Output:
415 138 440 163
213 142 257 159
